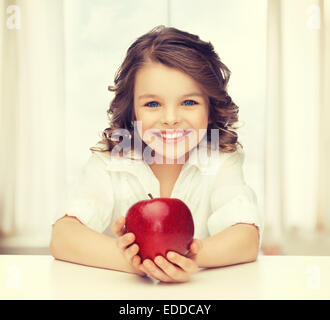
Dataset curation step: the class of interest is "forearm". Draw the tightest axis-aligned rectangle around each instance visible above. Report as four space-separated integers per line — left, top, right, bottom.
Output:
194 223 259 268
50 216 138 275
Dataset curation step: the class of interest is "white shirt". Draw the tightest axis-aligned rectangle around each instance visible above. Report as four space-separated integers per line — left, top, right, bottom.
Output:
53 142 264 247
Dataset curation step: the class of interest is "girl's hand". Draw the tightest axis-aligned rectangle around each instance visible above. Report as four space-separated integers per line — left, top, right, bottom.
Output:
110 216 148 277
139 239 202 283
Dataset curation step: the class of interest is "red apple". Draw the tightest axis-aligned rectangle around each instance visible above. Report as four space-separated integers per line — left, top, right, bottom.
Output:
125 193 194 261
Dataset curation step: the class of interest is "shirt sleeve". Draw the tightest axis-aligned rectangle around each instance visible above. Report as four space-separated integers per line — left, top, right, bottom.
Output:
52 152 115 233
207 148 264 247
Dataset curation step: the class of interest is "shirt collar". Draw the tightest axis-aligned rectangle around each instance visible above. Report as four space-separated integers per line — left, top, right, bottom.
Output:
91 141 222 176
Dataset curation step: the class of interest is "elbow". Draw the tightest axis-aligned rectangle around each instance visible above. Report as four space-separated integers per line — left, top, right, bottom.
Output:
248 244 259 262
246 228 260 262
49 223 61 259
49 242 58 259
239 224 260 263
49 215 83 260
49 217 70 259
242 243 258 264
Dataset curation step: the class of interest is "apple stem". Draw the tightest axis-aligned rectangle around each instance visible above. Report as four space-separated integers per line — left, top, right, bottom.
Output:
148 193 154 199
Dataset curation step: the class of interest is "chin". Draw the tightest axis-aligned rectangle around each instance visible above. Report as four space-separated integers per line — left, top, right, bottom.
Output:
149 145 192 165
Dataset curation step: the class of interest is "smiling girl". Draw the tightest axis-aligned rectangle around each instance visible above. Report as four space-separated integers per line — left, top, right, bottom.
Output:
50 25 263 283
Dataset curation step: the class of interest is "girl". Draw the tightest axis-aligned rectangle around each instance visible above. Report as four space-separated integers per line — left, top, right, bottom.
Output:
50 25 263 283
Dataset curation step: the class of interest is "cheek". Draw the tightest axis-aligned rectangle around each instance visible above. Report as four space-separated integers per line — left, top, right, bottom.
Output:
140 118 154 133
191 110 209 128
134 112 155 138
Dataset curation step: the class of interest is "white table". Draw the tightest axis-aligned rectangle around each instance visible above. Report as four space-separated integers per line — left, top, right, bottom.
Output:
0 254 329 300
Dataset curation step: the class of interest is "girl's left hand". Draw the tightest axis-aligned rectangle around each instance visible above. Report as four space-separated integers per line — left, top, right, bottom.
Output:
139 239 202 283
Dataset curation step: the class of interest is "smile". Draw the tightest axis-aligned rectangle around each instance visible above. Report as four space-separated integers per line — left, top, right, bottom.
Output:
153 130 192 143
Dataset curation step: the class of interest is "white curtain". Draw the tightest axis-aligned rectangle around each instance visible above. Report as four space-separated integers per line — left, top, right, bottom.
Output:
263 0 330 249
1 0 329 253
0 0 66 236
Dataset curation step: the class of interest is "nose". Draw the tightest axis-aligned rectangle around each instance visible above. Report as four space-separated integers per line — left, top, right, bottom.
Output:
161 106 181 127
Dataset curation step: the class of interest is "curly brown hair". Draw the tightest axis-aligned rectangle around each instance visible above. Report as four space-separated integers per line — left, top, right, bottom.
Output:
90 25 242 157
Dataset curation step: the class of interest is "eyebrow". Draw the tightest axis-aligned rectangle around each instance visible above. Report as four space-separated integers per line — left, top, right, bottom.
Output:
138 93 204 100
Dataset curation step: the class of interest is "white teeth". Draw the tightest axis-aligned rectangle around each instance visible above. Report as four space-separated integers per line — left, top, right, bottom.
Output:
162 133 184 139
154 130 191 139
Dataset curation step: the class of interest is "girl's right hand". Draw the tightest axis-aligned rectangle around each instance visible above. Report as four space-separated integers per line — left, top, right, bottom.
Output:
110 216 148 277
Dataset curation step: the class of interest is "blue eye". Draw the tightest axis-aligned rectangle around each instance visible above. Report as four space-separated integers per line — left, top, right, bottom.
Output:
144 100 198 108
145 101 160 108
183 100 197 106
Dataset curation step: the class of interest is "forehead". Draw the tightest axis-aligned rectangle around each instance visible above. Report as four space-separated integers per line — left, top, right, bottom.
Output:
134 62 204 95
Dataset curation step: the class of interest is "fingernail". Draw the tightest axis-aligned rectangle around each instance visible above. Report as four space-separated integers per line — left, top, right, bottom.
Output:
167 252 175 259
